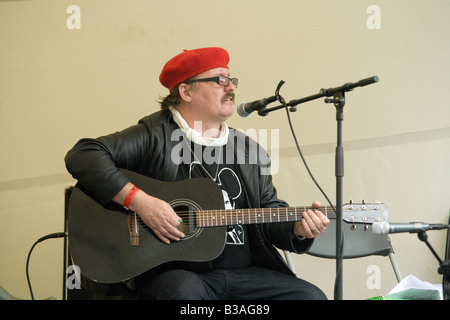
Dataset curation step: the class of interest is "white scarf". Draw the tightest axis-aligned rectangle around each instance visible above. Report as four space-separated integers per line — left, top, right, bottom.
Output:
169 106 229 147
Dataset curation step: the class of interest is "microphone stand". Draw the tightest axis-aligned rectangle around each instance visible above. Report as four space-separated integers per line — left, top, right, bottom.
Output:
260 76 379 300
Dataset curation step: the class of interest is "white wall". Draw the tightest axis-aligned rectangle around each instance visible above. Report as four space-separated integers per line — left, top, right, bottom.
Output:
1 0 449 300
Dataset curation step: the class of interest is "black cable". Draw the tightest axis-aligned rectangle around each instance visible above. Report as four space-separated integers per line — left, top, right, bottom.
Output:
26 232 66 300
283 106 335 212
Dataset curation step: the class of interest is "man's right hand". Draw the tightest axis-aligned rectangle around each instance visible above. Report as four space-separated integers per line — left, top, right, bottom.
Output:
113 183 185 244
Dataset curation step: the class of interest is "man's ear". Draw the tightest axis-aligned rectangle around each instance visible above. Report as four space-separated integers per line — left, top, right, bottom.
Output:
178 83 192 103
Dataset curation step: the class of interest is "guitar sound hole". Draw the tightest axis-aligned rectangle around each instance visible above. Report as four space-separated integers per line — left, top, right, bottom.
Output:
173 204 200 240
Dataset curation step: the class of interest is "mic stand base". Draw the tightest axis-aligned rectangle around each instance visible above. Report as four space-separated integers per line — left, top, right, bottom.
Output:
417 231 443 265
417 232 450 300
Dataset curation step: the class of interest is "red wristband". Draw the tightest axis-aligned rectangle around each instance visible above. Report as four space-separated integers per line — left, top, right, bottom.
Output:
123 186 139 209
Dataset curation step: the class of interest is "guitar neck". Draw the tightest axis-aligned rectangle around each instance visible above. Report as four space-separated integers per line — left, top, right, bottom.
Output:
196 205 336 227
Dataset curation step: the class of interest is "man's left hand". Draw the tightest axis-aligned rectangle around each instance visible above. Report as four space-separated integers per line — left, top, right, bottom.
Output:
294 201 330 239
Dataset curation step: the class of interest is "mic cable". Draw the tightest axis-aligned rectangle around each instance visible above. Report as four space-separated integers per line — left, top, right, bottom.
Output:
281 97 341 298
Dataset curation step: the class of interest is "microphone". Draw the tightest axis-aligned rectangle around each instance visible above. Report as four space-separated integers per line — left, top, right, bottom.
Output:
372 222 450 235
237 96 278 117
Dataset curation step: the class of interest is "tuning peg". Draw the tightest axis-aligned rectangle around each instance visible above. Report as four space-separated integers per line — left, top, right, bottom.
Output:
348 199 354 210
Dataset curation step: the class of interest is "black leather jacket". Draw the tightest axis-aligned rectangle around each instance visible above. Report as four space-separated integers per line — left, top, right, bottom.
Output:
65 109 313 276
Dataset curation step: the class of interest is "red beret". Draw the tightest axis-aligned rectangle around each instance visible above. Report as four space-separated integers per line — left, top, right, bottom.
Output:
159 47 230 91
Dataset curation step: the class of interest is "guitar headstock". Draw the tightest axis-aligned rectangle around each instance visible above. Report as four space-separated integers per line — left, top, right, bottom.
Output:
342 201 389 224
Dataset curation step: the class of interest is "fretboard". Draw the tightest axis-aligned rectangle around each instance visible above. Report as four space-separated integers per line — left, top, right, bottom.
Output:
196 206 336 227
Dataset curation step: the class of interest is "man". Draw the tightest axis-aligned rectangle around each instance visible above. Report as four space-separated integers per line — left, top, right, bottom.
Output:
65 47 329 300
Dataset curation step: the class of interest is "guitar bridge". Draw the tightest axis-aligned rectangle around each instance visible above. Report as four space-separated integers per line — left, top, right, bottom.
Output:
127 211 140 246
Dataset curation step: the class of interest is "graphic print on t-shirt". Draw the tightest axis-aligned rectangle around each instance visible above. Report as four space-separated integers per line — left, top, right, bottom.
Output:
216 168 244 245
189 162 245 246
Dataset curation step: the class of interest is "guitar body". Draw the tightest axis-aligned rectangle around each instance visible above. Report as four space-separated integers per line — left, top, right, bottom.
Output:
68 169 226 285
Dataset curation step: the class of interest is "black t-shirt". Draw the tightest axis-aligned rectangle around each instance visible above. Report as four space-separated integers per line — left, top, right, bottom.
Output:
176 142 252 270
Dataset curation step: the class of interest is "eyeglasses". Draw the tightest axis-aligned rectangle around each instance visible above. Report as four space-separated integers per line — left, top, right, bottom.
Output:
185 76 238 88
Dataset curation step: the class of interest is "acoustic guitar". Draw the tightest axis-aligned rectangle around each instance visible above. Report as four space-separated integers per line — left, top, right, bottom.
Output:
67 169 389 285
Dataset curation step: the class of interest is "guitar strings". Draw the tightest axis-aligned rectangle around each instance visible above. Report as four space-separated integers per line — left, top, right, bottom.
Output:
128 206 337 231
132 206 335 218
171 205 334 215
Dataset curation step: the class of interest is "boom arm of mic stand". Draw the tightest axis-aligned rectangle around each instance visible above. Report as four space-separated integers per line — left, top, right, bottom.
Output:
259 91 324 116
259 76 379 116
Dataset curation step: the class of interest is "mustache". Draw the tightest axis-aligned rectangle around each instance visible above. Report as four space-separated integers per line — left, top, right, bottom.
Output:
222 92 235 103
